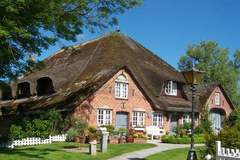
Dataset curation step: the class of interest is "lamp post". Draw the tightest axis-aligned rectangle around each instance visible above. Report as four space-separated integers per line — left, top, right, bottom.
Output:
182 67 204 160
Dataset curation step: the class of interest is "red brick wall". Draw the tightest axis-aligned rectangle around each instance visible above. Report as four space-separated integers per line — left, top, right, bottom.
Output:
73 69 161 129
206 86 233 116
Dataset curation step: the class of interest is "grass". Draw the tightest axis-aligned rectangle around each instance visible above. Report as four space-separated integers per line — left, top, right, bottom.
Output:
145 147 205 160
0 142 156 160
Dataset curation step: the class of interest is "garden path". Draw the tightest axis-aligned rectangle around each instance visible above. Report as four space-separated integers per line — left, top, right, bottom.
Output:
108 141 204 160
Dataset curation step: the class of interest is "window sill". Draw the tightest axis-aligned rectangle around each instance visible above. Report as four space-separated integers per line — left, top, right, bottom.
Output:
115 97 128 100
165 94 177 97
133 127 145 131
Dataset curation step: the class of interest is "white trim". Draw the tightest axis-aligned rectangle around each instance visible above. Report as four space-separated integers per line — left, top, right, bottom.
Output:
115 75 129 99
165 80 177 96
133 108 146 112
152 112 164 128
97 108 112 126
132 111 145 128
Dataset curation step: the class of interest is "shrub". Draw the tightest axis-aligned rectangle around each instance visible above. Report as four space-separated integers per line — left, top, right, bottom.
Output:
227 107 240 127
195 104 213 135
161 134 205 144
133 133 148 140
9 125 26 140
9 109 67 140
66 128 79 142
219 123 240 148
87 126 100 141
102 125 115 135
118 128 128 136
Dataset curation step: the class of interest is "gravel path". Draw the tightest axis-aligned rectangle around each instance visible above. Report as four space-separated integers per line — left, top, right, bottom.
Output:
108 141 204 160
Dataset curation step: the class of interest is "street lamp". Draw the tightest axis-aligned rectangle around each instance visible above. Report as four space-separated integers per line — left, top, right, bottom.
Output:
182 67 204 160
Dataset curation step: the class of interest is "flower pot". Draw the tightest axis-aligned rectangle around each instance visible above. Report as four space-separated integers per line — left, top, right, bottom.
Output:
109 137 119 144
126 136 134 143
74 136 86 143
118 136 126 144
133 138 147 144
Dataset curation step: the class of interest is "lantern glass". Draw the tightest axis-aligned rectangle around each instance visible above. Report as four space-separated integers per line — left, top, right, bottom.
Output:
182 68 204 85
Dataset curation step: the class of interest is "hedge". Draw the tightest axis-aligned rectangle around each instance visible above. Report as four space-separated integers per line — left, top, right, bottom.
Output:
161 134 205 144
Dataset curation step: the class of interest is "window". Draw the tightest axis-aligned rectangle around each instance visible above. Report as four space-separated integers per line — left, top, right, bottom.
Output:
165 81 177 96
182 114 191 124
132 111 145 127
97 109 112 126
215 92 221 105
17 82 31 99
36 77 55 96
115 74 128 99
152 112 164 127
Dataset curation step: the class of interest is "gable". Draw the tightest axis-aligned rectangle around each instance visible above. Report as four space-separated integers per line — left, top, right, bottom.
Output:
206 86 233 116
91 68 154 110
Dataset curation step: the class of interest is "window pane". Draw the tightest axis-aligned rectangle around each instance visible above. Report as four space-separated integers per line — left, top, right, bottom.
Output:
97 109 112 126
215 92 220 105
153 113 163 127
115 81 128 99
165 81 177 96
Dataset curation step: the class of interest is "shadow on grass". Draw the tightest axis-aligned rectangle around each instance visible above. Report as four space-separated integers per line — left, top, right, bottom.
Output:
0 147 59 159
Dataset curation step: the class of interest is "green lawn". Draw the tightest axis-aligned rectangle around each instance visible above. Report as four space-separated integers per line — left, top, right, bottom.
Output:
145 147 205 160
0 142 156 160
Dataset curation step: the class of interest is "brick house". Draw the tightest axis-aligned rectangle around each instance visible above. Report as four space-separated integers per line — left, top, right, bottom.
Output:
0 33 235 136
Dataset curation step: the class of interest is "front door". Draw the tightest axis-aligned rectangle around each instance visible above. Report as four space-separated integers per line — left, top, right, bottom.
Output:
170 114 178 135
210 110 224 133
116 112 129 129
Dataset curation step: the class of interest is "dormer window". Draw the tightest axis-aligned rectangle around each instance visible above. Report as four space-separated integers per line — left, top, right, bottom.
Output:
115 74 128 99
165 80 177 96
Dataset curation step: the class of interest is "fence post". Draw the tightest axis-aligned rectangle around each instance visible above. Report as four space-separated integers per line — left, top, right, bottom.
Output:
216 141 221 156
216 141 221 160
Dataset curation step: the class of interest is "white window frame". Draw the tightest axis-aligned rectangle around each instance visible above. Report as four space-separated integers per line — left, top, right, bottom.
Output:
97 109 112 126
215 92 221 106
132 111 145 128
182 114 191 124
115 75 128 99
165 80 177 96
152 112 164 128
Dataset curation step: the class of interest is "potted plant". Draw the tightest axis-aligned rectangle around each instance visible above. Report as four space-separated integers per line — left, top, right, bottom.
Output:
133 133 148 144
66 120 88 144
118 128 128 144
87 126 100 143
109 130 120 144
126 129 134 143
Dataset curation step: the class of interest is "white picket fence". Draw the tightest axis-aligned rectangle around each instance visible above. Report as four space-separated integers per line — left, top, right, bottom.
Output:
0 134 67 149
216 141 240 160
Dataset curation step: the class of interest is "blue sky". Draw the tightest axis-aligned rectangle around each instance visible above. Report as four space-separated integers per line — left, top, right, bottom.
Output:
39 0 240 69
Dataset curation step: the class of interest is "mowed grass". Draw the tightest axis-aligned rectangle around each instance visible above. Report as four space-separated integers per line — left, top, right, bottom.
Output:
145 147 204 160
0 142 156 160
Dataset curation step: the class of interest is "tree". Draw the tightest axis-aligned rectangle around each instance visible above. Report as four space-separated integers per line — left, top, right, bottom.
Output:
0 0 142 80
178 41 240 106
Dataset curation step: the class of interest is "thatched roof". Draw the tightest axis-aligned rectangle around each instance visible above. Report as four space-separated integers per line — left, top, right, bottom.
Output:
1 32 215 114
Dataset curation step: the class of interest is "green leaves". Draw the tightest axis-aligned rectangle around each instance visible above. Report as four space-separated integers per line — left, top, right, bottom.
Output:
9 109 66 140
0 0 142 80
178 41 240 106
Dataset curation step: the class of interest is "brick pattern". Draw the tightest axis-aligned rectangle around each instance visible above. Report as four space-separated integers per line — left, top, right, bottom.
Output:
74 69 162 130
207 86 233 116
